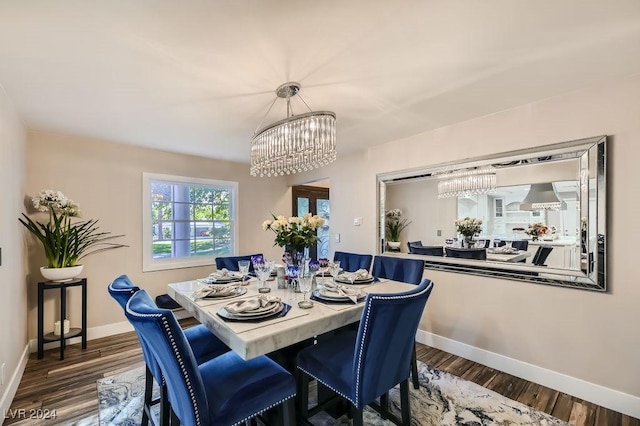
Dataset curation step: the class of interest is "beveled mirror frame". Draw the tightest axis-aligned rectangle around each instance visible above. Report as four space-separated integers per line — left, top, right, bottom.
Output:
377 135 607 291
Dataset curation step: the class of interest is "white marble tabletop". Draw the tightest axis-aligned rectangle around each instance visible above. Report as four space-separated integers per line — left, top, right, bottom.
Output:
168 278 414 360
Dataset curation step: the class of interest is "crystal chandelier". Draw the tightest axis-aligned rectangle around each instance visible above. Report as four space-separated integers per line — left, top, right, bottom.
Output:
437 166 497 198
250 82 336 177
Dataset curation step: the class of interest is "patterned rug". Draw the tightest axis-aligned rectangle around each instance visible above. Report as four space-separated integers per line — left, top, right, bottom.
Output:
97 361 568 425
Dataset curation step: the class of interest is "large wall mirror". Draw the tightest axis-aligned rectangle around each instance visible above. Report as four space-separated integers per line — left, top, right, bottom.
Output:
377 135 606 291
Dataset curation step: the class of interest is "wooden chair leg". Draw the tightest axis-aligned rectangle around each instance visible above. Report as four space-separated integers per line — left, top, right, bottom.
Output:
281 397 296 426
351 403 364 426
296 369 310 420
411 343 420 389
160 383 171 426
380 392 389 419
400 379 411 425
142 366 153 426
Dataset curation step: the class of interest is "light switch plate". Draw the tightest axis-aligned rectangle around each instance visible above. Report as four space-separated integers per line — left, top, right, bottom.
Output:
353 217 362 226
335 233 341 243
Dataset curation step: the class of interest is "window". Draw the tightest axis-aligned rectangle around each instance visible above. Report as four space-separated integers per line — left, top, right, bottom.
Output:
142 173 238 271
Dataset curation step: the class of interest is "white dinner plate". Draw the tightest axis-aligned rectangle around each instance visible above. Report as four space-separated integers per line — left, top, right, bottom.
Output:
203 287 247 299
200 275 243 284
223 300 282 317
218 302 283 320
335 275 374 284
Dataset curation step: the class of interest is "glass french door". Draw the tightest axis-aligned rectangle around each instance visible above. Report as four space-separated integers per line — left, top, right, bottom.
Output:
292 185 330 260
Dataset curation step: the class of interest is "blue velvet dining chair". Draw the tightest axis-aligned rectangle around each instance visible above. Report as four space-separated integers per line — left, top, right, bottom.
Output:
333 251 374 272
215 253 263 272
532 245 553 266
406 241 423 253
125 289 297 426
296 279 435 425
108 275 230 426
371 255 425 390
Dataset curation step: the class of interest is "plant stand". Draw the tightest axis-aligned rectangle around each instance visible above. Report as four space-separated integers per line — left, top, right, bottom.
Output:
37 278 87 360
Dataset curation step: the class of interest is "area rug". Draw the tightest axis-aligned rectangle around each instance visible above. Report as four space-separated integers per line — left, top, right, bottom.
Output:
97 361 568 425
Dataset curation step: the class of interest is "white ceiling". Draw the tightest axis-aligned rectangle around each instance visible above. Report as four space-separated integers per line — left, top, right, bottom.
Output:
1 1 639 164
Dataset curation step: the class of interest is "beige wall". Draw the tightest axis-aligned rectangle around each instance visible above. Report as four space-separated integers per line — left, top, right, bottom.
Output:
292 74 640 404
0 88 26 413
25 132 290 338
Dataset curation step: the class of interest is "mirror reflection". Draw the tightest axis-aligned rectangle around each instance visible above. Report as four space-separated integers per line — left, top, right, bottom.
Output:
378 135 606 291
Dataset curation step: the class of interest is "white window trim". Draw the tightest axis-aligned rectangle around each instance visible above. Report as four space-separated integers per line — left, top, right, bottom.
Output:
142 172 238 272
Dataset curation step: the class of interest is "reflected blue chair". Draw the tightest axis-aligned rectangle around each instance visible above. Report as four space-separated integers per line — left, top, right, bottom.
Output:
496 240 529 251
406 241 423 253
215 253 263 272
296 279 434 425
125 290 296 426
372 255 425 389
108 275 230 426
445 247 487 260
532 245 553 266
372 256 424 285
333 251 373 272
410 245 444 256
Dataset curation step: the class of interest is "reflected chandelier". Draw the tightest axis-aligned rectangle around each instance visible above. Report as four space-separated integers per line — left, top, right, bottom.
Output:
437 166 497 198
250 82 336 177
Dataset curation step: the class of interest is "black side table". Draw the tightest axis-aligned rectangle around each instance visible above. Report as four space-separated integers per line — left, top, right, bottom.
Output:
37 278 87 360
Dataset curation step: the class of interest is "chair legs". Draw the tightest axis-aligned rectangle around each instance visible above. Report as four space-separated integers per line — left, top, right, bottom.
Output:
411 342 419 389
281 397 296 426
400 379 411 425
142 366 153 426
350 403 364 426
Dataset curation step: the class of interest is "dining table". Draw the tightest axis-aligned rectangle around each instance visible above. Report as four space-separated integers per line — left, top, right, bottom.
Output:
167 277 414 361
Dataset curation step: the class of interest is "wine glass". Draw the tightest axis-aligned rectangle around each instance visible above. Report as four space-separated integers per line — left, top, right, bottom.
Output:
298 274 314 308
318 258 329 277
238 260 250 283
255 260 274 293
285 264 300 303
328 261 341 285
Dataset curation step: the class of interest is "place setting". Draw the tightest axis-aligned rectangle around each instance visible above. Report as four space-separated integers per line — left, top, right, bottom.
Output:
217 295 291 323
334 268 376 285
190 283 247 301
198 268 247 285
311 281 366 305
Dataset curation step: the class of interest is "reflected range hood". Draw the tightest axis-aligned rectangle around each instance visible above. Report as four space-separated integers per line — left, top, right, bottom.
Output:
519 182 567 211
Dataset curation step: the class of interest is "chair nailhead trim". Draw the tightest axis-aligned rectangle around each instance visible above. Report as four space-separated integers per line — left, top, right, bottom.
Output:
230 394 296 426
126 306 202 425
297 366 356 405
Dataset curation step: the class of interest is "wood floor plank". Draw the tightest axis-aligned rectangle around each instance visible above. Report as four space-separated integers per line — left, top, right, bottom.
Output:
551 392 574 422
570 400 597 426
517 381 559 413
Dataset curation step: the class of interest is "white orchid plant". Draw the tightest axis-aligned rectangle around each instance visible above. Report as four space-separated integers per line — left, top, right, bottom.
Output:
19 189 127 268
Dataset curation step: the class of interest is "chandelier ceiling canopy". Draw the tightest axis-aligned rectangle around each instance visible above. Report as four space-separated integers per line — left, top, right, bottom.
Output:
250 82 336 177
437 166 497 198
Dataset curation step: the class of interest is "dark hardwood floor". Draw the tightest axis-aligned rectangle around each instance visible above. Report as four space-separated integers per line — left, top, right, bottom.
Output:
5 319 638 425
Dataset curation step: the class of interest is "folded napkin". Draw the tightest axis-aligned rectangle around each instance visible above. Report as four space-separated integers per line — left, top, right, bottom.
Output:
208 269 243 281
340 269 372 283
192 284 239 300
322 282 364 303
224 295 281 314
490 246 518 254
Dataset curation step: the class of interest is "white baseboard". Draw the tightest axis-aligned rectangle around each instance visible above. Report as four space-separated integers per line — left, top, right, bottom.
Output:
0 344 29 420
416 329 640 419
28 309 192 353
